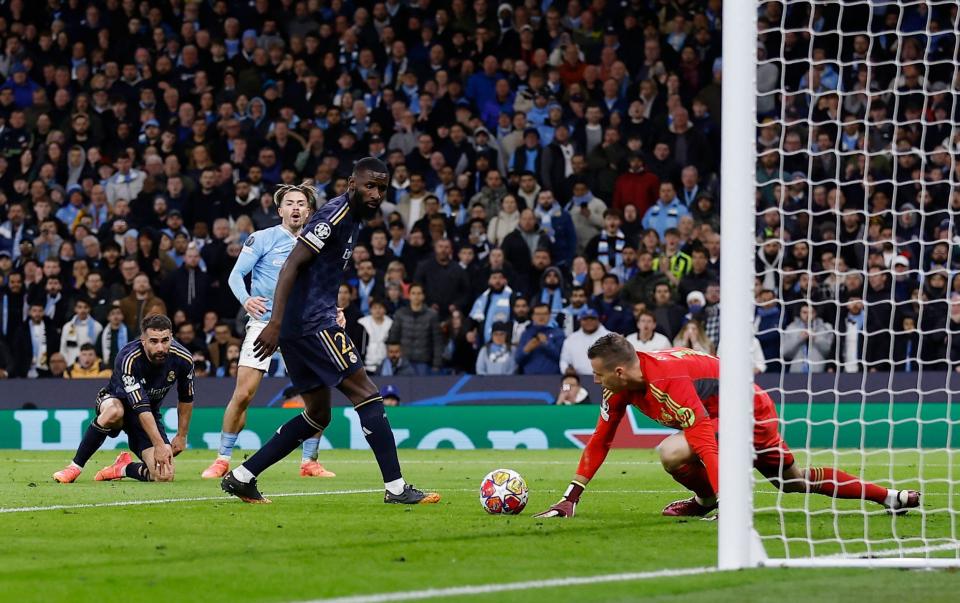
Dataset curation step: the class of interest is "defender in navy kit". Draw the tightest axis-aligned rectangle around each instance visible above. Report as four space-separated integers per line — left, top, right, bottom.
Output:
220 157 440 505
53 314 195 483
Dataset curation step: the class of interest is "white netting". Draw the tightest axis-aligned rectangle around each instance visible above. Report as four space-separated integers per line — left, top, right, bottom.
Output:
752 0 959 564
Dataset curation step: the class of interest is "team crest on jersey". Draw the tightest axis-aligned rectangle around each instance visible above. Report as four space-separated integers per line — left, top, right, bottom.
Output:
167 371 176 382
314 222 331 239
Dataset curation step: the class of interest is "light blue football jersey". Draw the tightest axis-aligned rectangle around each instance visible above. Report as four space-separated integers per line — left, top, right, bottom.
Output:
228 225 298 322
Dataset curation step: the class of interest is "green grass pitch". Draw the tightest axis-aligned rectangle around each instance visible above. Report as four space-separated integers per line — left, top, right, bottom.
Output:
1 449 957 602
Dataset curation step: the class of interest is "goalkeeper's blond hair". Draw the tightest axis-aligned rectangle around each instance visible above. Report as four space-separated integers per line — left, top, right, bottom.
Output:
272 180 318 208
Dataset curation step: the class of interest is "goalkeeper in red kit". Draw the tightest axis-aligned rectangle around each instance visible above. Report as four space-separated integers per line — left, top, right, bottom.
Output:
534 334 921 518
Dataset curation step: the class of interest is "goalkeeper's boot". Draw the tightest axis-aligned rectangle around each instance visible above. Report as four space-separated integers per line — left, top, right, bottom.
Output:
94 452 132 481
886 490 921 516
53 464 82 483
384 484 441 505
662 496 718 517
299 460 336 478
201 458 230 479
221 471 271 504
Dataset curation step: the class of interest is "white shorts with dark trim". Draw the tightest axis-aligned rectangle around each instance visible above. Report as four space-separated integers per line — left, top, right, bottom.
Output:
239 318 274 371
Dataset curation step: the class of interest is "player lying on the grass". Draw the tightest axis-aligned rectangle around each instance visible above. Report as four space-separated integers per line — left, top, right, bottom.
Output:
202 180 334 480
535 334 920 518
219 157 439 505
54 314 194 483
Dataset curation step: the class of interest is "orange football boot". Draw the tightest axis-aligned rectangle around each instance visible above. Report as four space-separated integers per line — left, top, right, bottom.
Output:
299 460 336 477
53 464 82 483
201 458 231 479
94 451 133 481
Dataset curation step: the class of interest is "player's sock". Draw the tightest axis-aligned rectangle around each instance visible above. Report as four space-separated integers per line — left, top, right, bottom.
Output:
301 435 321 464
884 489 903 508
218 432 239 461
72 420 111 468
669 462 717 504
355 395 403 488
384 478 406 495
240 413 316 479
806 467 887 504
124 462 151 482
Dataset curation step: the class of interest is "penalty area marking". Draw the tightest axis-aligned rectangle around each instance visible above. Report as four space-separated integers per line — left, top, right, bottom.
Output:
298 566 717 603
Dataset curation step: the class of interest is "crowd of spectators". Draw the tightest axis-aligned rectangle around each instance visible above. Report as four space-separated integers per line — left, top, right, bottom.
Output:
0 1 955 382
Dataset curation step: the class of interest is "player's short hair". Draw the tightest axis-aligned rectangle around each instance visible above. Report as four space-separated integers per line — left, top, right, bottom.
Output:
587 333 638 369
273 179 318 207
353 156 388 177
79 343 96 352
141 314 173 334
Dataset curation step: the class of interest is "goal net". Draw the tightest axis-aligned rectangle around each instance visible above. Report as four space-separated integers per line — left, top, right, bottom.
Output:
720 0 960 568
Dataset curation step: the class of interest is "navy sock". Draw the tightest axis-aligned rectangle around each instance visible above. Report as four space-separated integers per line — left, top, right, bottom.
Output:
124 462 151 481
72 420 110 468
355 396 402 483
243 413 317 477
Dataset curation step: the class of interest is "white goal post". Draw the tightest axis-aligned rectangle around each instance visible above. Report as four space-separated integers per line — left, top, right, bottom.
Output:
719 0 960 569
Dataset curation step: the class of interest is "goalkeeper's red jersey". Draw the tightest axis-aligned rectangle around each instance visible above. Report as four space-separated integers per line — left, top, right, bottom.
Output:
576 348 725 493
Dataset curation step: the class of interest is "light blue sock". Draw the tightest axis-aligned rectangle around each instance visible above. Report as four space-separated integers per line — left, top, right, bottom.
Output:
218 432 239 459
301 436 320 463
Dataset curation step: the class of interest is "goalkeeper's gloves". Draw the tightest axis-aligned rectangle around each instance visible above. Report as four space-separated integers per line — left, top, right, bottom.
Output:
533 481 585 518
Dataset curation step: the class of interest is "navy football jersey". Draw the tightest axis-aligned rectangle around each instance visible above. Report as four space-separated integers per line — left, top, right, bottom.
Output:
282 193 359 339
106 339 195 414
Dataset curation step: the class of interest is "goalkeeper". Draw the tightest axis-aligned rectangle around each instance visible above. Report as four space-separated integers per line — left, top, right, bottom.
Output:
535 334 920 518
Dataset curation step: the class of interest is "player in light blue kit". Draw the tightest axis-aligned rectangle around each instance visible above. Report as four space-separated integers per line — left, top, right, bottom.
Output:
201 181 335 479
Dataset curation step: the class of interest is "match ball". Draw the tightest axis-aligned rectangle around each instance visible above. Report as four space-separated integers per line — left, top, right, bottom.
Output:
479 468 528 515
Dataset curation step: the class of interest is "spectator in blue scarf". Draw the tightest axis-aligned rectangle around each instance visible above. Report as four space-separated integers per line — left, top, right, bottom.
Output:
469 270 514 343
475 322 517 375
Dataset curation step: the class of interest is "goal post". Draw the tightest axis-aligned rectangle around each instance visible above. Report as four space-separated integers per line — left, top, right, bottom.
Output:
719 0 960 569
718 0 760 571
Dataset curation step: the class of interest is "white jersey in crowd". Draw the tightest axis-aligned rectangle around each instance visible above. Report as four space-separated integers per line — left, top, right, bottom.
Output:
560 325 612 375
358 315 394 372
626 331 673 352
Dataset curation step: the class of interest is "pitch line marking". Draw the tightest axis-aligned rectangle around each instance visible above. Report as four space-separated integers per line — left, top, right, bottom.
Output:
297 566 717 603
821 542 960 560
7 458 665 465
0 488 698 514
0 488 382 514
3 486 954 514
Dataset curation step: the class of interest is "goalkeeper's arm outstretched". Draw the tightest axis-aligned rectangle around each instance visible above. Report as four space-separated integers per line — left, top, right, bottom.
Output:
535 334 920 518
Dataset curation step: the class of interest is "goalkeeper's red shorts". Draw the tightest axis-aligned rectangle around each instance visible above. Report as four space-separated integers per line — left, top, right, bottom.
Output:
751 386 796 478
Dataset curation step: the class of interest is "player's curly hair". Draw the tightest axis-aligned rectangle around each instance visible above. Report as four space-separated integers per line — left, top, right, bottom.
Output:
272 180 318 208
141 313 173 333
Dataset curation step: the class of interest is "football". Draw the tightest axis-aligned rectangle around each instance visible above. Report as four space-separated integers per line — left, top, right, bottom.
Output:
479 468 529 515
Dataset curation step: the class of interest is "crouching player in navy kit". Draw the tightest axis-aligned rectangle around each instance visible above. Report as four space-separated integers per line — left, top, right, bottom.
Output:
53 314 195 483
220 157 440 505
